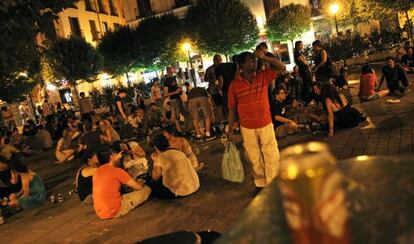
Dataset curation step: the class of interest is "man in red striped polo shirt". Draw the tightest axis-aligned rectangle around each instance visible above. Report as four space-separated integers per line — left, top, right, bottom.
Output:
227 51 285 188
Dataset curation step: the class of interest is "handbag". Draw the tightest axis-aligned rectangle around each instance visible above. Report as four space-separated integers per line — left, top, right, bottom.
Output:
221 142 244 183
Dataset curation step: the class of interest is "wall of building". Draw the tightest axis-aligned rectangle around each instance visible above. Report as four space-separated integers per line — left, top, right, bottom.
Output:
55 0 126 45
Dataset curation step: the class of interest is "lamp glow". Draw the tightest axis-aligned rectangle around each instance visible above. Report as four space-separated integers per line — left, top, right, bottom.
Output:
329 3 339 15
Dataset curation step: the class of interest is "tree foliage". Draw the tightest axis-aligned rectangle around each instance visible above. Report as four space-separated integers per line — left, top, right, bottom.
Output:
373 0 414 12
46 36 102 86
267 3 311 43
185 0 258 56
0 0 78 102
98 26 140 76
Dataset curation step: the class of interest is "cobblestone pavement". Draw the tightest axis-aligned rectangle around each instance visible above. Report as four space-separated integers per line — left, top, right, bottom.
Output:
0 73 413 243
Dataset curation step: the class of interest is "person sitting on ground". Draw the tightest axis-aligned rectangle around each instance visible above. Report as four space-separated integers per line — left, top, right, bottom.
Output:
148 134 199 199
55 128 76 164
334 67 350 89
99 119 120 145
0 157 22 202
2 162 46 210
162 125 202 171
21 125 43 156
79 122 102 152
378 56 410 95
36 125 53 150
0 138 20 160
322 83 365 137
401 46 414 74
113 141 148 179
271 85 303 138
145 103 163 132
306 82 327 123
187 86 216 142
359 65 390 102
9 128 22 149
92 149 151 219
76 151 99 204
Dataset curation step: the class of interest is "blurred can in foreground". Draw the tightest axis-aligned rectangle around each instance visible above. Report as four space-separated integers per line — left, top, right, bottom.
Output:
278 142 350 244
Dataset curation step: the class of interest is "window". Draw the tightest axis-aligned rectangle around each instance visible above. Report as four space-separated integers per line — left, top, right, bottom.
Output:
102 22 109 33
114 23 121 30
137 0 152 17
109 0 118 16
89 20 100 40
69 17 82 37
97 0 108 14
85 0 96 12
43 18 57 40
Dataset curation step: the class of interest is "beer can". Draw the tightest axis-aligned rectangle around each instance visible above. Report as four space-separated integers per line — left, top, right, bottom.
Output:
50 195 56 204
57 194 64 203
278 142 350 244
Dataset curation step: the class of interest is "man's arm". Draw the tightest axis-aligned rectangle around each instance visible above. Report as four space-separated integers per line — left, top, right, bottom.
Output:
126 179 144 191
256 51 286 72
163 86 182 98
275 115 293 124
116 101 126 119
151 165 162 181
227 108 236 141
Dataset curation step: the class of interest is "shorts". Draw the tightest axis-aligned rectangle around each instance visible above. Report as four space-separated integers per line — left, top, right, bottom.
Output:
360 93 380 101
169 99 186 121
189 97 211 120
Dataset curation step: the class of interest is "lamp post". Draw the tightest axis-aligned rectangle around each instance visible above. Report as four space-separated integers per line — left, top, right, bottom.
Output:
182 42 195 85
329 3 339 34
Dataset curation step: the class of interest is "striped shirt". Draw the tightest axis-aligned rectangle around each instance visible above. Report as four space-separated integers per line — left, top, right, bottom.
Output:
228 69 276 129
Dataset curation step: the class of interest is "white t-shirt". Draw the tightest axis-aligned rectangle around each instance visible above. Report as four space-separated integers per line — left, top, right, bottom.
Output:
155 149 200 197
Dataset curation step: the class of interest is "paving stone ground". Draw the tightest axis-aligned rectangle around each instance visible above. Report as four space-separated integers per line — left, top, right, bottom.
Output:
0 71 413 243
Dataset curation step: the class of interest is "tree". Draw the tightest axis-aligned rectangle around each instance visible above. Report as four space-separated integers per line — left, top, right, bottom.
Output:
373 0 414 40
186 0 258 56
46 36 102 102
98 26 140 85
267 4 311 45
0 0 78 102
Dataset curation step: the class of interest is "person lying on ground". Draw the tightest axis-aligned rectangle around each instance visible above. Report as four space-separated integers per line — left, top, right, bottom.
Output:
306 82 328 123
148 134 200 199
359 65 389 102
76 151 99 205
2 162 46 210
271 85 304 138
322 83 365 137
162 124 203 171
92 149 151 219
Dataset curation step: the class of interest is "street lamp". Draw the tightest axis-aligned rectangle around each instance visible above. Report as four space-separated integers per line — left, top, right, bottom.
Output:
182 42 195 85
329 3 339 34
182 42 193 69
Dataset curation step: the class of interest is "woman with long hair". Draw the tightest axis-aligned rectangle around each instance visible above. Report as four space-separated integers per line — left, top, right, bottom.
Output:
312 40 331 83
294 40 312 101
3 163 46 210
99 119 120 145
321 83 365 137
76 151 99 204
55 128 76 163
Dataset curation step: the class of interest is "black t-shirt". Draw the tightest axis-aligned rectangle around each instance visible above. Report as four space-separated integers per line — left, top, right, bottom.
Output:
163 76 180 100
81 130 102 151
294 50 308 72
114 96 125 115
215 63 237 96
401 54 414 67
382 66 405 82
271 100 286 128
309 91 322 104
188 87 208 100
